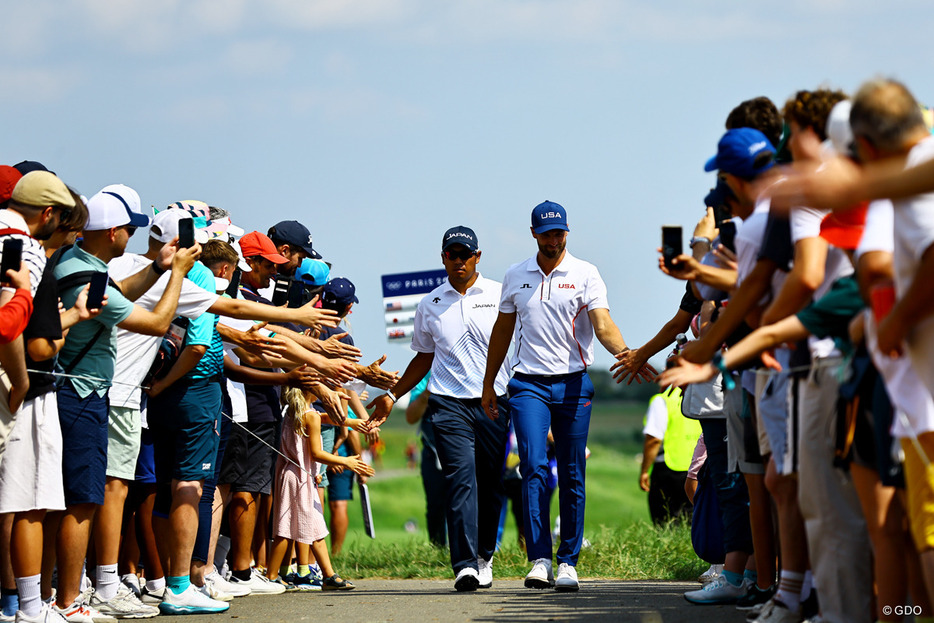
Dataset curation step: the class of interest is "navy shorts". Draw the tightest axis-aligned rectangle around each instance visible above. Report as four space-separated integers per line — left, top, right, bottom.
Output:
327 465 354 502
58 383 109 506
149 377 222 483
135 427 157 484
219 420 278 494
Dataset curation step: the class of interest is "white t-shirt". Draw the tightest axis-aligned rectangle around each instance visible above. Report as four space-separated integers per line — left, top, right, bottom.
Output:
0 209 46 297
642 394 668 440
790 205 855 359
217 313 272 423
108 254 219 411
893 136 934 396
855 200 894 259
499 252 609 376
411 274 509 398
735 200 771 290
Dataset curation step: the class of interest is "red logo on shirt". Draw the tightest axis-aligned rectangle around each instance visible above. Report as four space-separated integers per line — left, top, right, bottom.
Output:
557 283 576 289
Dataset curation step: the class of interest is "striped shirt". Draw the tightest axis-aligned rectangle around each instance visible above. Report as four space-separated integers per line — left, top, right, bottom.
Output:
0 209 46 297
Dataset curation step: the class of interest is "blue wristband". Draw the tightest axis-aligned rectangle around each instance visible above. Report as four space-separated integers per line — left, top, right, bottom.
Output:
713 352 736 391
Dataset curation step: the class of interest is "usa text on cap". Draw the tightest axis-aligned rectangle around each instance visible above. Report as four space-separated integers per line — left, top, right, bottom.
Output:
531 200 569 234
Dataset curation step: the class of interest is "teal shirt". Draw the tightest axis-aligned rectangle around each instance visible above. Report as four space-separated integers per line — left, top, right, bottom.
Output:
184 262 223 379
54 245 135 398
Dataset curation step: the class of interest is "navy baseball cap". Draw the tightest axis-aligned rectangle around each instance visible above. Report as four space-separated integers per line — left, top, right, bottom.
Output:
441 226 479 252
268 220 322 259
322 277 358 306
704 128 776 179
531 200 569 234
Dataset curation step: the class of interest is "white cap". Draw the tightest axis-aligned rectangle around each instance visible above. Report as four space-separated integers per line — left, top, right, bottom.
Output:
230 239 252 273
85 184 151 231
149 209 209 244
825 100 853 156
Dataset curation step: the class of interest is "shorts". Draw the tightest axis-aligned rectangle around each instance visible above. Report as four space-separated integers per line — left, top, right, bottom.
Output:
327 466 354 502
0 369 16 469
0 392 65 513
107 406 142 480
725 384 764 475
901 433 934 551
135 427 156 484
319 425 336 489
149 377 222 483
219 420 278 495
754 356 791 472
58 383 109 506
783 375 804 476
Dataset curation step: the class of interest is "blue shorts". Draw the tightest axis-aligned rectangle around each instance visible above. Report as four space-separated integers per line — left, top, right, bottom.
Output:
58 383 109 506
135 427 157 484
149 377 222 483
327 465 354 502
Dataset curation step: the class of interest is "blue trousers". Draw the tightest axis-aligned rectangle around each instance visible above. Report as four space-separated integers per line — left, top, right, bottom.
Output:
509 371 594 566
429 394 510 573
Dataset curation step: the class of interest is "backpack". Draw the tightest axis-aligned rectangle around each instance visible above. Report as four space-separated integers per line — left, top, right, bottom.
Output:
144 317 191 384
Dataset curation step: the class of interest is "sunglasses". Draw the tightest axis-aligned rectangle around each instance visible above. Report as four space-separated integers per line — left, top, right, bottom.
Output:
443 249 477 261
123 226 138 237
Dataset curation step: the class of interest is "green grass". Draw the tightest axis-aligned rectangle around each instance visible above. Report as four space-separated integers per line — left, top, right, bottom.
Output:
330 400 704 580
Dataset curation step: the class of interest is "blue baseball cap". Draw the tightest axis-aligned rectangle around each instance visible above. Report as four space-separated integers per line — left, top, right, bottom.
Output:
531 200 569 234
704 128 776 179
322 277 358 307
441 226 479 252
295 258 330 286
268 220 322 259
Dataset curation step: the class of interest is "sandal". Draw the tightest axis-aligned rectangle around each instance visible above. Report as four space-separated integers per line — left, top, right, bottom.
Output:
322 574 355 590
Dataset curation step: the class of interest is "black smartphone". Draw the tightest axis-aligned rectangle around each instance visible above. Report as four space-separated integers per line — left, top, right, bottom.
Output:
719 221 737 253
0 239 23 284
178 218 195 248
287 280 306 308
224 268 241 298
271 275 291 307
87 271 109 309
662 225 682 269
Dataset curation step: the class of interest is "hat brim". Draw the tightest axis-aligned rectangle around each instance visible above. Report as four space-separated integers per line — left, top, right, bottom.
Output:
260 252 289 265
128 211 152 228
300 244 322 260
532 224 569 234
704 154 719 172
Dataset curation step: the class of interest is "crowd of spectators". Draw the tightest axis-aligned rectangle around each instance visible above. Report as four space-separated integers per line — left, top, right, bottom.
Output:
0 165 397 622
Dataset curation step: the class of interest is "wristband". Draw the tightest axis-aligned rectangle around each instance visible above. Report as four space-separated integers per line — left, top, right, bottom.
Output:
386 391 398 404
689 236 711 247
712 352 736 390
151 261 167 276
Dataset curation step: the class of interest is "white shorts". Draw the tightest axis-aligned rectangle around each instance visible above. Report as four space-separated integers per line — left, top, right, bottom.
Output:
0 392 66 513
0 369 16 469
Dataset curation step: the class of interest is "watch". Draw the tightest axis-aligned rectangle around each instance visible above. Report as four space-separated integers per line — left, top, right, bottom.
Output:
689 236 711 247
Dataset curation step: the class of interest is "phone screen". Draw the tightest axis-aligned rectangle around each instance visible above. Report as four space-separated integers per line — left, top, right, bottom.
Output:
271 275 291 307
178 218 195 248
0 239 23 283
662 226 683 269
719 221 737 253
87 272 109 309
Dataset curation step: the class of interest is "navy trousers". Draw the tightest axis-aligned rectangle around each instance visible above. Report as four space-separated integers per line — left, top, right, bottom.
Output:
429 394 510 573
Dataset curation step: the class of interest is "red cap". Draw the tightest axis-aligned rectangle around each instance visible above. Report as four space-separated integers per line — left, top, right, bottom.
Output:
239 231 288 264
0 166 23 203
820 202 869 251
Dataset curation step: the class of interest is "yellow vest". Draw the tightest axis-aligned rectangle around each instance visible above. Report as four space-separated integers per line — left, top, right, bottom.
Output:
657 390 701 472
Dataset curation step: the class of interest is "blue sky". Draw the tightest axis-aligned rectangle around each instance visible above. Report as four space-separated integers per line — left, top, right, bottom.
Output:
3 1 933 374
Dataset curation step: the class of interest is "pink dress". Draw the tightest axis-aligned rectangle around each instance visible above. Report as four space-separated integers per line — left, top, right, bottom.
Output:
273 415 329 543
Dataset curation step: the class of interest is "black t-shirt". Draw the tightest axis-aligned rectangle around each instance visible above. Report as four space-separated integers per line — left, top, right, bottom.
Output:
239 286 281 424
678 282 703 316
24 264 63 401
758 211 793 272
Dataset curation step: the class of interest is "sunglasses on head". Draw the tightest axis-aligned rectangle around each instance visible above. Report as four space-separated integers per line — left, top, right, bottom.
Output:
443 249 477 261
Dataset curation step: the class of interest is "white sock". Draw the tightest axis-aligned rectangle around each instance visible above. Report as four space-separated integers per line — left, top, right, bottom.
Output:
801 570 813 600
775 570 804 613
96 564 119 601
15 575 41 618
145 577 165 593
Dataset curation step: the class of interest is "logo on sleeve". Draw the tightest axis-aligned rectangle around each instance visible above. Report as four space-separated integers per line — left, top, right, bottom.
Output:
433 297 441 303
520 283 532 289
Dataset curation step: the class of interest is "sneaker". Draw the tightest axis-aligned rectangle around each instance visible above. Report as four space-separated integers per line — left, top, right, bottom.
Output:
197 582 233 603
800 590 819 620
321 575 355 591
736 584 776 611
158 586 228 616
53 599 111 623
307 564 323 582
524 559 554 589
15 604 69 623
554 564 579 592
453 568 479 592
137 589 163 607
270 579 299 593
683 577 747 605
477 558 493 589
282 574 321 592
119 577 140 600
749 598 800 622
205 570 251 598
227 570 286 595
698 563 723 584
89 586 159 619
2 615 15 623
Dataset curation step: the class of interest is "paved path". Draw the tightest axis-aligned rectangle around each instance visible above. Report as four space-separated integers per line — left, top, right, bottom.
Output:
158 579 750 622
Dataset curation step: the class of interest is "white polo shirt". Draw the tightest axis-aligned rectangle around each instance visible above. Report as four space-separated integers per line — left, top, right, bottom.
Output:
411 274 509 399
499 252 609 376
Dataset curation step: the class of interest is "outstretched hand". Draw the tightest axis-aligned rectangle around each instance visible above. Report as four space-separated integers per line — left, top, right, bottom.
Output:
611 348 658 385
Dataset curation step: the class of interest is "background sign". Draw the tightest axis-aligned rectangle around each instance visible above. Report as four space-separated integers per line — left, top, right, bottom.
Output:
381 269 448 342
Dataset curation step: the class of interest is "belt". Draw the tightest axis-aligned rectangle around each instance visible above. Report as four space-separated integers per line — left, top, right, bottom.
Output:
513 370 585 382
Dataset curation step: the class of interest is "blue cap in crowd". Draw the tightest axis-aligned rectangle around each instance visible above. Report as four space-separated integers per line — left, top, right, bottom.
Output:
441 226 479 252
704 128 776 179
295 258 330 286
531 200 569 234
322 277 358 307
